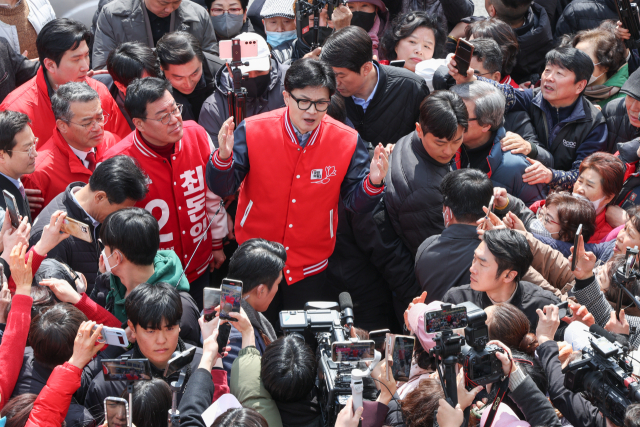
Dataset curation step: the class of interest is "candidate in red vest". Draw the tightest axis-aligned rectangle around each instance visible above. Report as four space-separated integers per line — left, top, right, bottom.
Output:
22 82 121 218
0 19 131 147
206 58 389 316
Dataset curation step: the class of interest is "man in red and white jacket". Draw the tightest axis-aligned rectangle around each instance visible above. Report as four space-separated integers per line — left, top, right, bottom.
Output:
103 78 227 309
206 58 388 321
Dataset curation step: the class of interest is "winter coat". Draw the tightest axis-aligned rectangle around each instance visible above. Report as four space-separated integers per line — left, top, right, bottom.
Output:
173 52 225 122
400 0 474 31
0 37 38 104
595 63 629 108
0 294 31 410
555 0 618 38
511 3 555 84
92 0 218 69
0 0 54 54
604 96 638 152
177 368 216 427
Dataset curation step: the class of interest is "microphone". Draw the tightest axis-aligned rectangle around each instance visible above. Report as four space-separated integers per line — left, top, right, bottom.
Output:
589 324 629 350
339 292 354 328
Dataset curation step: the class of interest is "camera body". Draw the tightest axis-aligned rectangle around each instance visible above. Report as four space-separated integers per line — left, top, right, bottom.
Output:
295 0 347 48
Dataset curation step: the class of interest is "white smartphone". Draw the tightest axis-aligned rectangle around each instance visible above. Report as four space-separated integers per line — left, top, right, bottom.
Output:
92 325 129 347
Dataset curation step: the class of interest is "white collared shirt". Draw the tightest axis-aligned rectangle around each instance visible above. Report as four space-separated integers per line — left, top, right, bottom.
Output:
70 186 100 228
352 63 380 113
68 145 95 169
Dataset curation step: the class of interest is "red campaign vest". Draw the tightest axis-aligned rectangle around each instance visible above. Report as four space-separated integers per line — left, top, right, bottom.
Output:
238 108 358 285
103 122 213 282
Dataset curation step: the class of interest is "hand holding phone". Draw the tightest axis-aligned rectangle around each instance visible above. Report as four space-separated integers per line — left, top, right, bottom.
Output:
3 190 20 228
571 224 583 271
91 325 129 347
203 287 221 321
453 39 474 78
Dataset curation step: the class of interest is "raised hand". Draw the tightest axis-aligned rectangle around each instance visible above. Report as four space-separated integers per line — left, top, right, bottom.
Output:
404 291 428 332
369 143 389 186
40 278 82 304
10 242 33 296
568 235 597 280
33 210 70 256
68 321 106 369
605 309 630 335
218 117 235 160
536 304 560 345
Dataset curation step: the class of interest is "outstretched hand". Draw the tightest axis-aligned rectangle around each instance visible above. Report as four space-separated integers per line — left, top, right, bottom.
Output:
404 291 427 332
369 143 389 186
568 235 597 280
218 117 235 160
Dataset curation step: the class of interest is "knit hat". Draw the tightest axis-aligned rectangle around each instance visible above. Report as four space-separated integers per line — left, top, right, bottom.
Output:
621 67 640 101
261 0 295 19
407 301 445 352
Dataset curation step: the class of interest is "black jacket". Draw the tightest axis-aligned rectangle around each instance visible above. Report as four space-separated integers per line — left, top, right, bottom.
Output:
555 0 618 38
604 96 638 152
177 368 215 427
173 52 225 121
29 183 102 294
343 61 429 146
511 3 555 84
0 37 38 104
385 130 450 257
0 173 31 223
509 375 563 427
414 224 479 303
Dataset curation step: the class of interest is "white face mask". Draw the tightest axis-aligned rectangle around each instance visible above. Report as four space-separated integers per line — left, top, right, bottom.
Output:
573 192 607 214
588 61 604 85
102 249 120 273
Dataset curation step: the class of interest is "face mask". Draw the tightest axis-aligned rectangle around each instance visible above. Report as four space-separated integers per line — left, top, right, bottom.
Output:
588 61 604 85
266 30 296 48
102 249 120 273
573 192 607 214
244 72 271 98
530 218 559 239
211 13 244 39
350 11 376 32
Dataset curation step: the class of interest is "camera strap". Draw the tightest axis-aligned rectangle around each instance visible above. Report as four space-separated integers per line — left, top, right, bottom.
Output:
483 374 511 427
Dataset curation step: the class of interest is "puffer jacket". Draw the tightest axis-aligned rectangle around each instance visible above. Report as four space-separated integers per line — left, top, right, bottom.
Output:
198 57 288 140
511 3 555 84
25 362 83 427
0 0 55 55
92 0 218 69
604 96 638 152
555 0 618 38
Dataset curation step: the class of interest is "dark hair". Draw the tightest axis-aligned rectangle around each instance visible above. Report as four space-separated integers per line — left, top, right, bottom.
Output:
545 192 597 242
487 303 538 355
125 282 183 330
29 303 88 369
36 18 90 65
228 238 286 293
572 28 626 80
321 26 373 73
470 38 503 75
156 32 205 69
490 0 532 26
412 337 437 371
33 258 80 293
626 403 640 427
205 0 249 12
122 379 172 427
88 155 149 204
284 58 336 96
380 11 446 61
401 378 444 427
261 336 317 402
440 169 493 223
326 94 347 124
107 42 162 87
418 90 468 139
627 205 640 237
545 47 594 84
100 208 160 266
0 111 31 155
0 394 38 427
51 82 100 121
211 408 268 427
124 77 173 120
466 18 519 75
579 152 625 199
483 229 533 284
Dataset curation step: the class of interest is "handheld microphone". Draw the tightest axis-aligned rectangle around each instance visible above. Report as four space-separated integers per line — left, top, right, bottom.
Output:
339 292 354 329
589 324 630 350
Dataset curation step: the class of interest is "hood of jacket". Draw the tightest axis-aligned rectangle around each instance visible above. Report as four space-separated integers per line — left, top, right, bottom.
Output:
107 250 190 322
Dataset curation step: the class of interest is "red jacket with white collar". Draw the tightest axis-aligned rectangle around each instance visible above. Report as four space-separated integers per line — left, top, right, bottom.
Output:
22 128 120 217
103 121 227 282
0 67 131 146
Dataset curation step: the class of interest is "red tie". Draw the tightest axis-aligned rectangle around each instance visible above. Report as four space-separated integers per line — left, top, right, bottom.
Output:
86 151 96 173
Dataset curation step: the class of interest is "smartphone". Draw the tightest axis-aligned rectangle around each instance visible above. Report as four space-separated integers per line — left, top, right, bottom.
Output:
91 325 129 347
104 397 129 427
556 301 573 320
454 38 474 77
219 279 243 321
424 306 468 333
571 224 583 271
3 190 20 228
369 329 390 353
389 60 406 68
217 322 232 356
203 287 221 322
61 217 93 243
219 39 259 60
101 359 152 381
164 347 196 377
331 340 376 363
386 335 415 382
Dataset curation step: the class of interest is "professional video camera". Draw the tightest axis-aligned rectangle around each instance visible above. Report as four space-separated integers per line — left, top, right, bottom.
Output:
615 0 640 49
563 325 640 426
295 0 346 49
425 302 504 405
280 293 378 426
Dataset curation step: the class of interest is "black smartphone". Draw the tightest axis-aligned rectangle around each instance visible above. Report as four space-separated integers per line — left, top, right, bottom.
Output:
203 287 221 322
369 329 390 352
556 301 573 320
454 38 474 77
220 279 243 321
164 347 196 377
104 397 129 427
389 335 415 382
217 322 232 356
101 359 152 381
571 224 583 272
389 60 405 68
3 190 20 228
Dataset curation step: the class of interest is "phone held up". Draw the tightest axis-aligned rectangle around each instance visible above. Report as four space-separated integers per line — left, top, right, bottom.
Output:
454 38 474 77
219 278 243 321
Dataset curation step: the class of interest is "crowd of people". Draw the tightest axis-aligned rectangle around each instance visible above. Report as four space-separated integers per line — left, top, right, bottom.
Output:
0 0 639 426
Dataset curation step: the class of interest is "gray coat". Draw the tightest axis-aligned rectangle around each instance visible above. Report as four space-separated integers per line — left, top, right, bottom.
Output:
92 0 217 69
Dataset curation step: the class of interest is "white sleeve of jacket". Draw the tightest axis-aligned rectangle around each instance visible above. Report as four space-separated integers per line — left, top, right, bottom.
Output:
206 133 228 242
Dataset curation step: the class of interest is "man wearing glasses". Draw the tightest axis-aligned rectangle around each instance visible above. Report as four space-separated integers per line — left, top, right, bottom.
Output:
22 83 121 218
103 77 228 310
207 58 388 322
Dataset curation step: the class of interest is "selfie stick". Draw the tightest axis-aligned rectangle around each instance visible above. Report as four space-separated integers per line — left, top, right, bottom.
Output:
226 39 248 123
127 382 134 427
167 368 188 427
350 350 381 412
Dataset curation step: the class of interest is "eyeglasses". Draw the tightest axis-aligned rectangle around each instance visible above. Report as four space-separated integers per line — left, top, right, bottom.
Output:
145 104 183 125
65 113 110 130
288 93 331 112
473 70 493 77
537 208 560 226
210 7 243 15
8 140 38 157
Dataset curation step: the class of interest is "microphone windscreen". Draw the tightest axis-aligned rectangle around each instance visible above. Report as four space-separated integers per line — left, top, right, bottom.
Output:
589 324 629 347
338 292 353 311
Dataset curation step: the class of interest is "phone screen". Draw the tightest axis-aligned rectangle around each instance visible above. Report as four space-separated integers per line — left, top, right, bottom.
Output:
331 340 376 362
164 347 196 377
203 287 221 321
572 224 583 271
424 306 468 333
102 359 152 381
3 190 19 228
391 336 415 382
220 280 243 321
369 329 390 352
105 397 129 427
